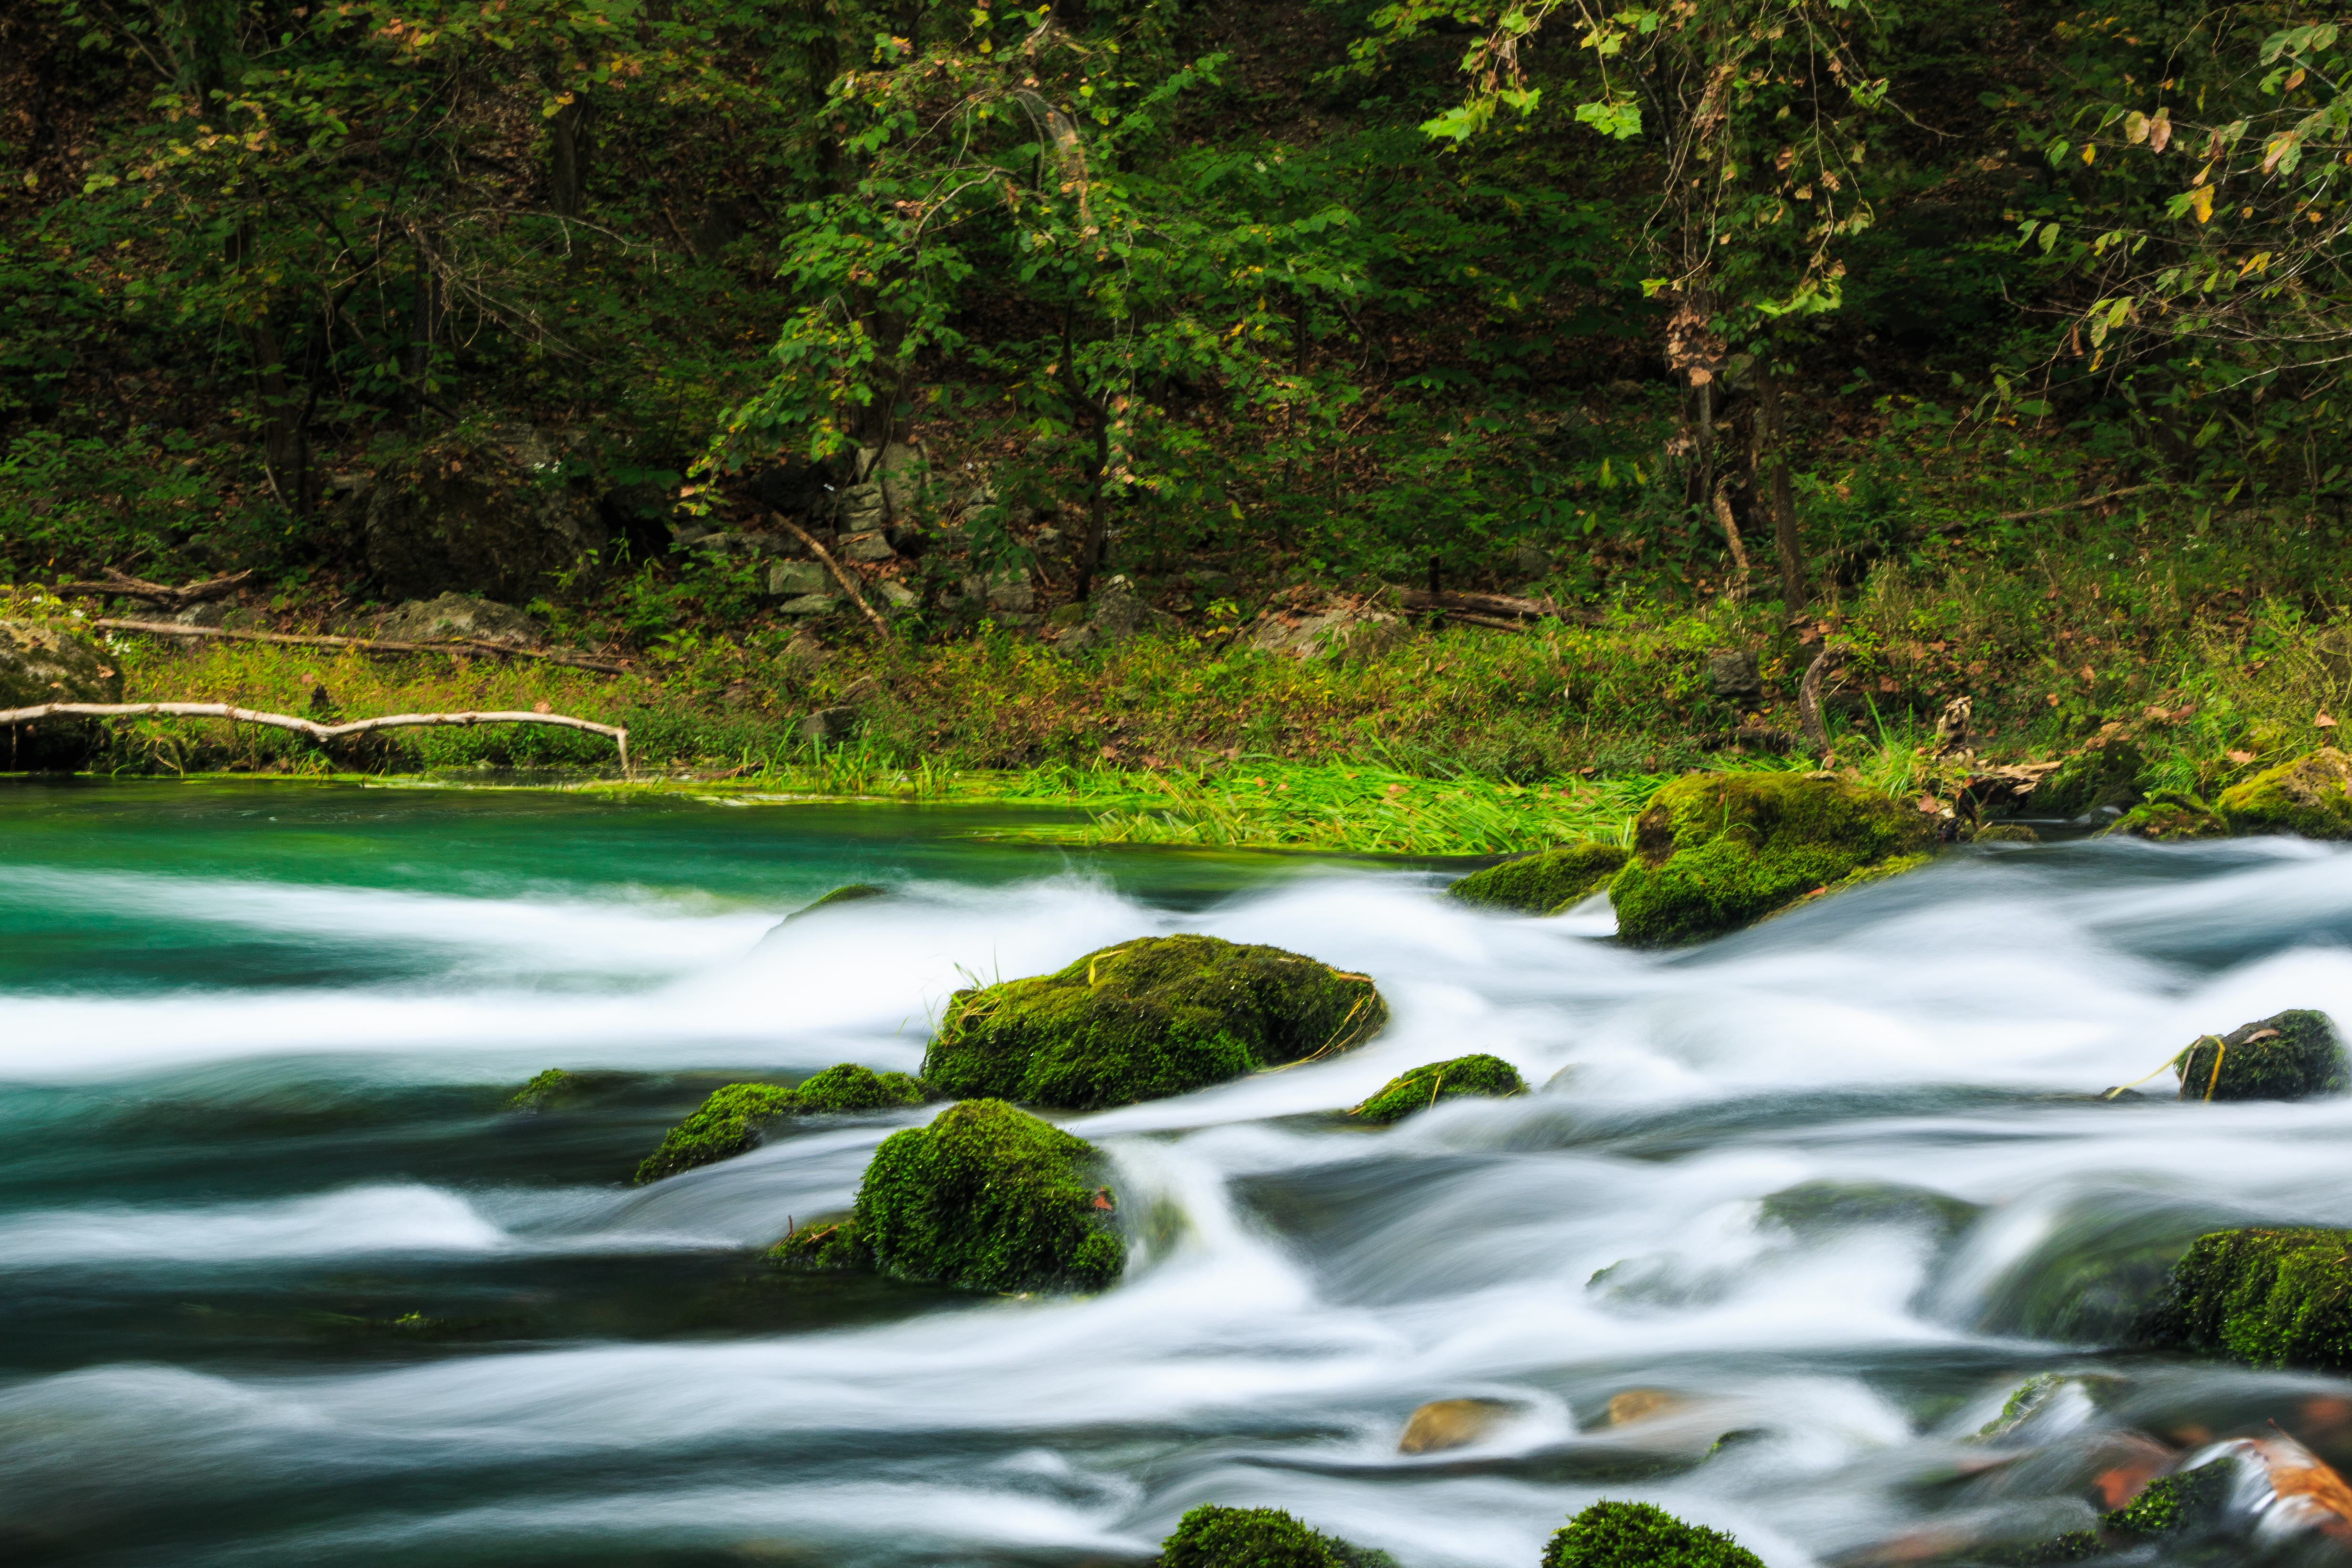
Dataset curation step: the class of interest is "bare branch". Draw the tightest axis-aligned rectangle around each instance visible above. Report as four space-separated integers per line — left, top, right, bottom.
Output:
95 619 633 675
0 703 630 773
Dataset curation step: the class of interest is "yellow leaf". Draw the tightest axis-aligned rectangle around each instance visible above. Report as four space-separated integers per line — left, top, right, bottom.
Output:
2125 111 2149 144
2190 184 2215 222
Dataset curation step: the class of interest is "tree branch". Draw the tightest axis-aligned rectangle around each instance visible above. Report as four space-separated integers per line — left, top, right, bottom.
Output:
94 620 633 674
772 518 892 637
0 703 630 773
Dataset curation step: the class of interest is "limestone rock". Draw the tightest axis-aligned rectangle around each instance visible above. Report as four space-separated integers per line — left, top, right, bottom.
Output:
924 934 1388 1110
801 705 857 743
0 621 122 708
1250 604 1404 663
765 561 832 601
2217 747 2352 838
1397 1398 1523 1454
2173 1009 2347 1101
376 593 538 644
1703 649 1764 706
362 433 604 602
1057 574 1179 653
834 481 886 535
1607 771 1936 946
839 530 895 563
963 570 1035 613
1447 842 1630 914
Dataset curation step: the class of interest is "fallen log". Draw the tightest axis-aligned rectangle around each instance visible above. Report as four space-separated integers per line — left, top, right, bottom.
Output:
1397 588 1606 627
0 702 631 773
94 619 632 675
53 568 254 610
772 516 891 638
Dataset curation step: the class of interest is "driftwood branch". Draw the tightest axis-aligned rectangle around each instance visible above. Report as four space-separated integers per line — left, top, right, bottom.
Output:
95 620 632 675
0 703 631 773
53 568 254 610
1398 588 1606 627
772 517 891 638
1796 644 1846 756
1935 484 2164 535
1710 482 1752 597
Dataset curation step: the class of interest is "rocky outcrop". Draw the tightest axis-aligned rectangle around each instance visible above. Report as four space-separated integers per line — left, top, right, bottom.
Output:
922 935 1387 1110
632 1065 926 1183
1543 1501 1764 1568
363 431 604 602
1446 842 1629 915
1352 1054 1525 1123
2217 746 2352 838
2173 1009 2347 1101
777 1099 1124 1293
1249 604 1404 663
0 620 123 768
1607 771 1935 946
1056 575 1178 652
375 593 539 644
1157 1504 1393 1568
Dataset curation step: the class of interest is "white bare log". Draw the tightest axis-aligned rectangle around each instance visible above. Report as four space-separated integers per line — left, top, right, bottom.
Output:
0 703 630 773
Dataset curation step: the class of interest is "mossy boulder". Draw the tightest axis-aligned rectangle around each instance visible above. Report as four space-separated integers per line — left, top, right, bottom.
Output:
1447 842 1630 915
1158 1504 1394 1568
841 1099 1125 1292
632 1064 925 1183
1352 1054 1525 1123
2215 747 2352 838
782 883 888 922
2137 1227 2352 1371
1988 1457 2235 1563
2173 1009 2347 1101
1542 1501 1765 1568
923 935 1387 1110
2108 790 2230 841
1606 771 1936 946
2034 738 2146 817
507 1068 588 1113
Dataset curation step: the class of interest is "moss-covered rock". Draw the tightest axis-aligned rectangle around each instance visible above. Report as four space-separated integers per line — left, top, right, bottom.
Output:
1352 1054 1525 1123
1157 1504 1394 1568
2034 739 2147 817
2137 1227 2352 1371
1542 1501 1765 1568
2108 790 2230 841
1605 771 1936 946
1446 842 1631 915
1973 822 2042 844
632 1065 925 1183
2102 1459 2235 1537
771 1215 870 1272
1760 1179 1980 1242
2216 747 2352 838
2173 1009 2347 1101
923 935 1387 1110
852 1099 1125 1292
506 1068 587 1113
783 883 888 922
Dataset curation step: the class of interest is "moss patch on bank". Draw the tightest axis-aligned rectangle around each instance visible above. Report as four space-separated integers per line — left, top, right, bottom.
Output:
924 935 1387 1110
1606 770 1936 946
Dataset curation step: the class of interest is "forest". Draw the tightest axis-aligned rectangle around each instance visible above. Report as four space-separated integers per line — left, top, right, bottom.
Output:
7 0 2352 807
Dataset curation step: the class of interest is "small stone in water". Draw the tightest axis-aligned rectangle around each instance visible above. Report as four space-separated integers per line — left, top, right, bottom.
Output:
1396 1397 1521 1454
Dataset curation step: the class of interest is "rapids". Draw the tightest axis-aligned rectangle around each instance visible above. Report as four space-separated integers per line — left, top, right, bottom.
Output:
5 779 2352 1566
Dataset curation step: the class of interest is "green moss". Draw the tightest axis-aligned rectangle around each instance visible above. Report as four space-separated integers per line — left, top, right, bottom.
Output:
783 883 889 922
2138 1226 2352 1370
1970 1372 2126 1440
923 935 1388 1110
1605 771 1937 947
2108 790 2229 841
1541 1500 1765 1568
1973 822 2042 843
1447 842 1631 914
632 1064 926 1184
771 1215 872 1272
1760 1180 1979 1242
506 1068 585 1113
1157 1505 1395 1568
2174 1009 2347 1101
1982 1530 2105 1565
2034 738 2146 817
2101 1459 2235 1537
791 1063 929 1114
2217 746 2352 838
1352 1054 1526 1123
853 1099 1124 1292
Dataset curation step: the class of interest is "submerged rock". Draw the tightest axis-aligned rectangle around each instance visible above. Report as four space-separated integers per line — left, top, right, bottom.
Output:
1761 1179 1981 1242
1543 1500 1764 1568
781 883 888 922
2172 1009 2347 1101
1158 1504 1395 1568
841 1099 1125 1292
2216 747 2352 838
1604 1389 1686 1427
1396 1398 1523 1454
506 1068 589 1113
1352 1054 1525 1123
1970 1371 2129 1442
1446 842 1629 915
632 1065 925 1183
1607 771 1936 947
923 935 1387 1110
2137 1226 2352 1371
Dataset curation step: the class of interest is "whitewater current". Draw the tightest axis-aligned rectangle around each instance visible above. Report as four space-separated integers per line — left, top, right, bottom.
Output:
6 785 2352 1566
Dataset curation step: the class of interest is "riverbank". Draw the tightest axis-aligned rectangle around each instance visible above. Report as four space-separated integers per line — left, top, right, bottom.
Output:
6 541 2348 854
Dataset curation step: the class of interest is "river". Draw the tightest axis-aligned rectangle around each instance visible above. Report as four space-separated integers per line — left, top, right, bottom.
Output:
4 779 2351 1566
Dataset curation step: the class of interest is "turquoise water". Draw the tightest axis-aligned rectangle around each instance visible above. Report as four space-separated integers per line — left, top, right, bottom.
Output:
9 780 2352 1565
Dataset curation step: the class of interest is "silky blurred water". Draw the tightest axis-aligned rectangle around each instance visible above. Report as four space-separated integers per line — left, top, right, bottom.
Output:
5 778 2352 1566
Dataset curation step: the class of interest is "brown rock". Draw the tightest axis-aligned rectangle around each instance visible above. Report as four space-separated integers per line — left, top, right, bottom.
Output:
1396 1398 1522 1454
1605 1388 1686 1427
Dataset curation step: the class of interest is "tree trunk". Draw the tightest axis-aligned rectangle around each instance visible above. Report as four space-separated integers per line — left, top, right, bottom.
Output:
549 95 594 220
1758 361 1807 616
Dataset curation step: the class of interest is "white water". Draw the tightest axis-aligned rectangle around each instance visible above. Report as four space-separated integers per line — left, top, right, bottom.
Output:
8 829 2352 1565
